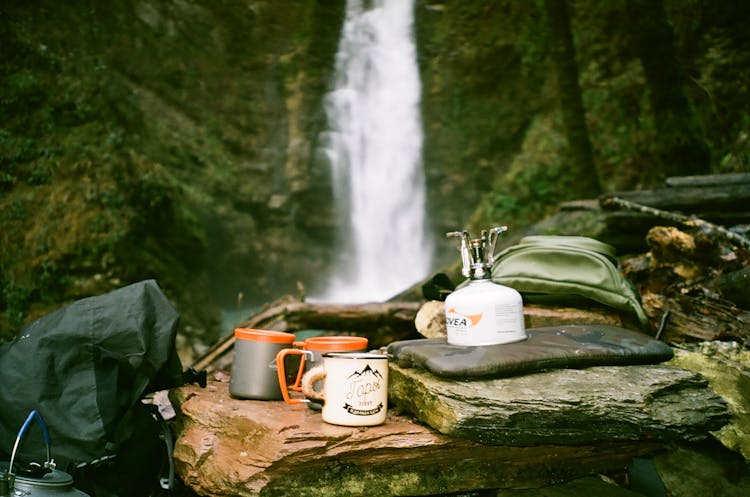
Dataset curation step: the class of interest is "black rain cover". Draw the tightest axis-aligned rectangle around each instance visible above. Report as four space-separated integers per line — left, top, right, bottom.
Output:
0 280 184 467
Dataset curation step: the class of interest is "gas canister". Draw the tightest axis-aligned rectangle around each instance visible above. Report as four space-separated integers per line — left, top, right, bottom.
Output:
444 227 527 346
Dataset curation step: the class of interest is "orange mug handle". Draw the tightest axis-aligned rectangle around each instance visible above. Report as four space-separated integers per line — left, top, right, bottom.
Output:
275 347 312 405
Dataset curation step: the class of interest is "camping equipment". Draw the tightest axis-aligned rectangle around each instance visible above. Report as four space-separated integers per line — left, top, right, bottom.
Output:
1 410 90 497
276 336 369 407
301 352 389 426
229 328 296 400
444 227 526 346
387 324 674 379
490 235 650 328
0 280 189 497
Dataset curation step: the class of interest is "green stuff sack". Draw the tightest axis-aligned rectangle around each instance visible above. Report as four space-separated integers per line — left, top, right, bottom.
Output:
491 235 650 329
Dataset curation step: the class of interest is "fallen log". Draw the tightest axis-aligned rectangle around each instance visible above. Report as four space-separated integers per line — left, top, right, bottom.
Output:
641 292 750 345
193 297 637 374
664 172 750 188
598 173 750 254
601 196 750 251
600 184 750 215
708 267 750 309
191 297 422 373
415 300 637 339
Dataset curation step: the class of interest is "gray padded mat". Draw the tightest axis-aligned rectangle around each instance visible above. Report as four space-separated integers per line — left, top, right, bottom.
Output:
387 324 674 379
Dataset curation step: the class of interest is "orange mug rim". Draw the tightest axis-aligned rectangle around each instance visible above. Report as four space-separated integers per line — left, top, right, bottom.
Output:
234 328 295 344
302 336 368 351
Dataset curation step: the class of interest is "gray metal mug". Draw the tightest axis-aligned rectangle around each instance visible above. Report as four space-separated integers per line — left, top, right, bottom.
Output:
229 328 296 400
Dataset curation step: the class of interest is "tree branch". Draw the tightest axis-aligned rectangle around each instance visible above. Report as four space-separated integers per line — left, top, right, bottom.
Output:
601 196 750 250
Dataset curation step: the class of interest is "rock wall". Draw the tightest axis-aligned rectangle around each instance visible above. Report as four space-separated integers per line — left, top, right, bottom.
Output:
0 0 347 351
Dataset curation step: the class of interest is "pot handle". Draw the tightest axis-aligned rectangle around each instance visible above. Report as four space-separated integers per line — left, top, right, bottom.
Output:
7 410 54 475
276 348 313 404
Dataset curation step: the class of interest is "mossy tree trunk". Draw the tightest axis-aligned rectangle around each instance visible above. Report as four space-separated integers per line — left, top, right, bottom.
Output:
544 0 602 197
626 0 711 180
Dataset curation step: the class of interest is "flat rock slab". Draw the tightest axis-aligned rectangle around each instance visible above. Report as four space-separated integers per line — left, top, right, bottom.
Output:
170 380 663 497
389 363 729 446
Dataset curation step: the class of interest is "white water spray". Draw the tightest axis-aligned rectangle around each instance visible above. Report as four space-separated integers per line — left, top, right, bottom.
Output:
317 0 431 303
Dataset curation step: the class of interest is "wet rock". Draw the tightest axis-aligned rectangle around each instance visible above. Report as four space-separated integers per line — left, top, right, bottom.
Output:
667 342 750 461
653 442 750 497
389 363 729 446
500 476 644 497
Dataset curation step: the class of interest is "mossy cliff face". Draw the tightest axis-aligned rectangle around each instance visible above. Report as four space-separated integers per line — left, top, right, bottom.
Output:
1 0 346 350
414 1 549 253
2 0 748 353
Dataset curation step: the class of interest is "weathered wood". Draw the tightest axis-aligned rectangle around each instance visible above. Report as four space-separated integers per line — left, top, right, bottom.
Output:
641 226 711 287
708 267 750 309
600 184 750 213
602 210 750 233
592 210 750 256
641 292 750 345
389 363 729 446
646 225 697 262
170 380 663 497
665 173 750 188
191 298 422 372
601 196 750 250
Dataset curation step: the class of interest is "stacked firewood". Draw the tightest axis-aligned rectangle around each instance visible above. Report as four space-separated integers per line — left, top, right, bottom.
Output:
602 173 750 346
599 173 750 254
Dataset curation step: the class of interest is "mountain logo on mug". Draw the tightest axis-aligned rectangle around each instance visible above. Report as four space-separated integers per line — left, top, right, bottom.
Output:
344 363 384 413
346 364 384 379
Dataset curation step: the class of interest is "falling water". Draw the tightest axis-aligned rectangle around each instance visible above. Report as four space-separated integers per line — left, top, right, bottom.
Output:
316 0 431 303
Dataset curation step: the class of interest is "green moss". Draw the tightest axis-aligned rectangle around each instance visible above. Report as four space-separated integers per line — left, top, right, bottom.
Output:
471 113 575 231
668 349 750 462
258 460 495 497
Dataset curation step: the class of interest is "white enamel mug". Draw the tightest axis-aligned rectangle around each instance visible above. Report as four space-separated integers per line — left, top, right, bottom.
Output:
301 352 388 426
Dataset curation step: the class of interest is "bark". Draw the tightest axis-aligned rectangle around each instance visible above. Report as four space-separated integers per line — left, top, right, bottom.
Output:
600 195 750 250
642 292 750 345
191 297 422 372
708 267 750 309
601 184 750 215
665 173 750 188
544 0 602 196
626 0 710 178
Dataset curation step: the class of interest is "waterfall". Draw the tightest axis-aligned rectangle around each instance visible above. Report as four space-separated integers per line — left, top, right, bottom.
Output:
316 0 431 303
